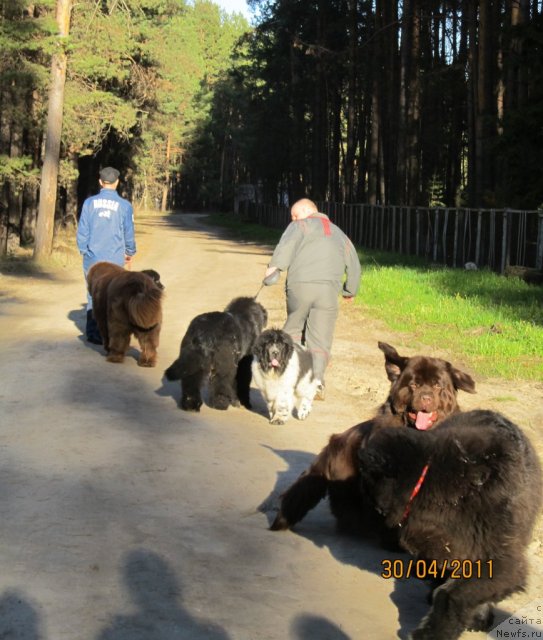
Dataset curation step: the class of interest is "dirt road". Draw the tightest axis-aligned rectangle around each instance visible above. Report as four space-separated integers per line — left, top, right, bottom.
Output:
0 213 541 639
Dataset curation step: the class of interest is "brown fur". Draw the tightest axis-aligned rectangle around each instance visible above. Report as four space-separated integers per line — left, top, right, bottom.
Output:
87 261 164 367
270 341 476 531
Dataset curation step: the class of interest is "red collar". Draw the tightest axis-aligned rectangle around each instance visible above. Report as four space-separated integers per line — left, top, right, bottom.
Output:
399 463 430 526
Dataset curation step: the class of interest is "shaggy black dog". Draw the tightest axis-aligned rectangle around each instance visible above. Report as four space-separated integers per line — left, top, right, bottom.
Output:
358 410 542 640
270 342 475 531
164 297 267 412
251 329 318 424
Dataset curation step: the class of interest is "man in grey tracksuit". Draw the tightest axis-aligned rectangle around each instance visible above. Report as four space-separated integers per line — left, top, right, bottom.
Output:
265 198 361 399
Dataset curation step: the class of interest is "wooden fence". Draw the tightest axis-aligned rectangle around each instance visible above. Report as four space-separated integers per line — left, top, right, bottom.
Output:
246 202 543 274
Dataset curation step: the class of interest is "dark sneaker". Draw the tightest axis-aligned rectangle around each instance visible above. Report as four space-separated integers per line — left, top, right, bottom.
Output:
85 310 103 345
315 382 325 401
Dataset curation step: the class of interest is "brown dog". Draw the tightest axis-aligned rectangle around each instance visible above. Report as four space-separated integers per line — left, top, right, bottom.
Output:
270 341 476 532
87 261 164 367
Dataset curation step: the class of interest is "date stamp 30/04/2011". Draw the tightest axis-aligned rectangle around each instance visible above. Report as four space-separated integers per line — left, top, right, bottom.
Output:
381 558 494 580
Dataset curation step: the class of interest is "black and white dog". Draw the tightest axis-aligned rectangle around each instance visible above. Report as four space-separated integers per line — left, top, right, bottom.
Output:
251 328 319 424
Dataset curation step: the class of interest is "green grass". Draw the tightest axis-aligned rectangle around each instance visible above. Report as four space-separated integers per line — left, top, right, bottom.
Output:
359 262 542 380
205 213 543 381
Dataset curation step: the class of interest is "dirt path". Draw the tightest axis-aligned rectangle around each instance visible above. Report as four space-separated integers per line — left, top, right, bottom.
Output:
0 212 541 640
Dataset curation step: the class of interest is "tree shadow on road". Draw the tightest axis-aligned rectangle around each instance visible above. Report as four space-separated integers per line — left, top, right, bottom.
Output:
0 589 43 639
260 446 430 640
96 549 231 640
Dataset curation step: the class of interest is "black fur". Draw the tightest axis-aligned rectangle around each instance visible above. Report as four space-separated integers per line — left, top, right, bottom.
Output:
358 410 542 640
164 297 267 412
270 342 475 531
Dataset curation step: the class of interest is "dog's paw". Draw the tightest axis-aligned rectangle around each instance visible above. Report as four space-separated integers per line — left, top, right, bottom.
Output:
106 354 124 363
296 400 312 420
270 416 287 425
270 512 290 531
181 397 202 412
138 357 156 367
468 604 494 632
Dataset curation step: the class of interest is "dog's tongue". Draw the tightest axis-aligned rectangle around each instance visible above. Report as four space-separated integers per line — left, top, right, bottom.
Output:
415 411 436 430
271 358 280 368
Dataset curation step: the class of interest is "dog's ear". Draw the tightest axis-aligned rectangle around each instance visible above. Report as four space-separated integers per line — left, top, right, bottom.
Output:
253 333 265 359
378 342 409 383
447 364 476 394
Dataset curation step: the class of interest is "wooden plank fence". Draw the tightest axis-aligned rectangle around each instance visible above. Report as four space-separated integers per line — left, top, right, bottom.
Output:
246 202 543 274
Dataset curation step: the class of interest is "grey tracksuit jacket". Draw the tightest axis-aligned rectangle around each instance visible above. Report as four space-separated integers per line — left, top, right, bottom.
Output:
268 213 361 297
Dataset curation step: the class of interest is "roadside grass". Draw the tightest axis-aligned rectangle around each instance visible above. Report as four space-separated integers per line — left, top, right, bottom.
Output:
362 262 542 380
205 213 543 381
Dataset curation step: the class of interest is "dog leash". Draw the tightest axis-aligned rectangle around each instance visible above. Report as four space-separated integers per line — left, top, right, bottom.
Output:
254 269 281 299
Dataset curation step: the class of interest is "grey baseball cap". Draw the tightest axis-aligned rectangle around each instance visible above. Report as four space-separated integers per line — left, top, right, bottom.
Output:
99 166 120 183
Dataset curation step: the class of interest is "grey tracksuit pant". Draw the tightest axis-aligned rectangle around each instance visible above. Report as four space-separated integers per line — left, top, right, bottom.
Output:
283 282 339 381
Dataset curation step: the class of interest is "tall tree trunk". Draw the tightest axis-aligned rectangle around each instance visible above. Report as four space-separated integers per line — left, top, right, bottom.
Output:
506 0 529 110
20 185 38 245
367 79 380 205
475 0 497 205
0 87 10 254
288 35 305 201
161 132 171 211
466 0 478 206
406 0 421 205
383 0 399 204
33 0 72 262
397 0 411 203
343 0 358 202
64 151 79 226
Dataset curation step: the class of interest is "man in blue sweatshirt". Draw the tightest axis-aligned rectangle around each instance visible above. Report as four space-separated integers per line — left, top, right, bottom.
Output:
76 166 136 344
264 198 361 400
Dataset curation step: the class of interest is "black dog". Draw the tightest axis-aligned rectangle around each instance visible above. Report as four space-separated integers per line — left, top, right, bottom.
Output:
165 296 267 411
270 342 475 532
359 410 542 640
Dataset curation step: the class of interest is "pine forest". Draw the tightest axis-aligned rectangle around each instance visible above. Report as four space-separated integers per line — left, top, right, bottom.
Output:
1 0 543 258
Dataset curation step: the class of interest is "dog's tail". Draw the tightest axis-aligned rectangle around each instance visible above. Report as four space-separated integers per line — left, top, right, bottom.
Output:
164 347 209 381
127 283 163 329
